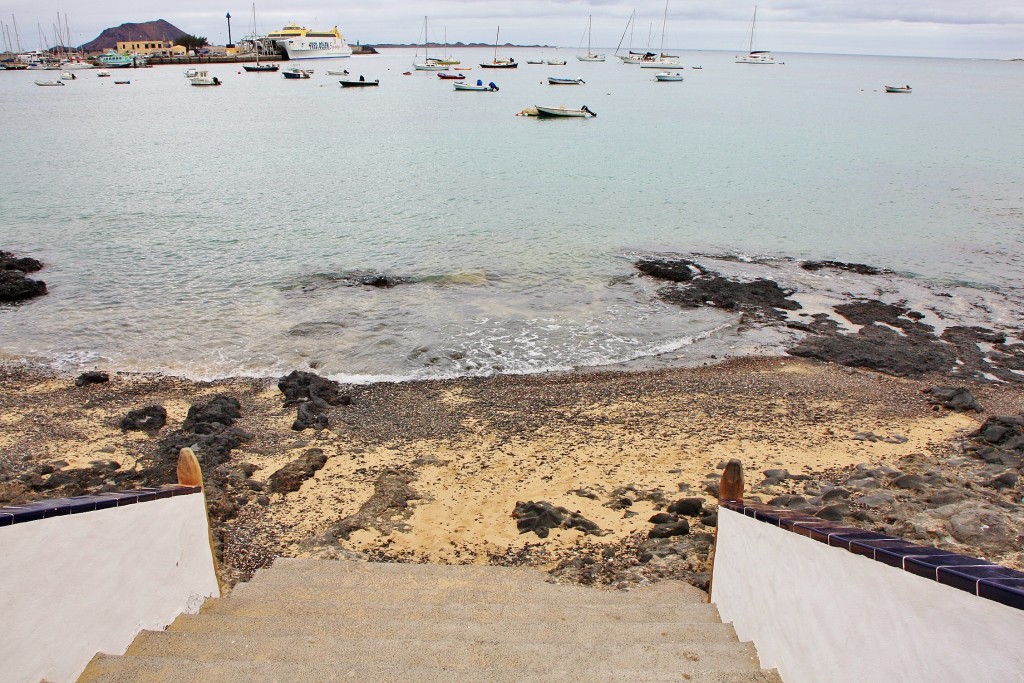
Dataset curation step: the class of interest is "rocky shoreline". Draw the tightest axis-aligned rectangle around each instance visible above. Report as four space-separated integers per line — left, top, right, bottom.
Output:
1 251 1022 592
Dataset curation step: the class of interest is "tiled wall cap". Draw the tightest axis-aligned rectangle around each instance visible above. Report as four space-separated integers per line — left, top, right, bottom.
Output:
721 500 1024 611
0 485 202 528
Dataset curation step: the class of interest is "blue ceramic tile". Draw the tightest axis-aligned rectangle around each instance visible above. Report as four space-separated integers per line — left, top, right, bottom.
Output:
905 554 994 582
848 538 912 559
63 496 99 514
938 565 1024 594
826 529 894 550
114 493 139 506
93 495 122 510
874 543 955 569
977 578 1024 610
8 507 45 523
169 485 201 497
0 512 13 526
150 488 173 500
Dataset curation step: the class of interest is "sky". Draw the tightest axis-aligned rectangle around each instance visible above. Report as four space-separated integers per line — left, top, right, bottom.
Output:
0 1 1021 59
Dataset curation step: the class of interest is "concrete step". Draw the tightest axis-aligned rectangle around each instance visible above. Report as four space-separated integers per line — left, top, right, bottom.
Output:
168 612 742 645
235 563 707 607
200 595 722 624
125 631 763 672
80 654 785 683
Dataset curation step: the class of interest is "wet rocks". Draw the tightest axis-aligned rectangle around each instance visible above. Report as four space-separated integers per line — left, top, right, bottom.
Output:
924 386 982 413
513 500 603 539
120 405 168 432
800 260 884 275
789 322 955 378
278 370 352 432
267 448 328 494
635 258 705 282
75 371 109 387
0 250 47 303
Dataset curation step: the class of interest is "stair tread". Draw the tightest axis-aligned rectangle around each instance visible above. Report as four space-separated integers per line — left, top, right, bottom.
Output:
168 613 740 643
80 654 784 683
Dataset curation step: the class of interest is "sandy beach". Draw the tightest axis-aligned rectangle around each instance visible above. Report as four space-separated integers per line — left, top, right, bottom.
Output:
3 356 1020 588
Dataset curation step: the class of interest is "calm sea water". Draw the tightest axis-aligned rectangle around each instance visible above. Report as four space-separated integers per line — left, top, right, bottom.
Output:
1 49 1022 381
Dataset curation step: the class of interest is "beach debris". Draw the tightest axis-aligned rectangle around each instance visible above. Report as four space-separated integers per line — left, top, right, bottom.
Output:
267 448 328 494
119 405 167 432
75 371 109 387
0 250 47 303
513 500 603 538
924 386 983 413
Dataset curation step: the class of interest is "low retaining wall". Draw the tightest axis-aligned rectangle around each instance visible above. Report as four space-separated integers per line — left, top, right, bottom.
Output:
0 486 220 683
712 501 1024 683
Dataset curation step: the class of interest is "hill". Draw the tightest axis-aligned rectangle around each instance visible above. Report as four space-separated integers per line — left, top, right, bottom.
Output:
79 20 187 52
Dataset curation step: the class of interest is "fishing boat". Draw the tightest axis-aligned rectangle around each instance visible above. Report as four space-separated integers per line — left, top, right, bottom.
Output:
33 79 64 86
437 72 465 79
243 5 280 72
576 15 605 62
267 23 353 60
189 70 222 86
326 69 349 76
480 26 517 68
735 6 775 64
413 16 447 70
534 104 596 118
655 71 683 81
282 67 313 79
340 77 379 87
548 76 584 85
884 85 912 93
638 1 684 69
454 79 498 91
96 51 145 68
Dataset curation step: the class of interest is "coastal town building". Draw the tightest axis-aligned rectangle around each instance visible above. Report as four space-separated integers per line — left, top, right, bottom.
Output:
115 40 185 57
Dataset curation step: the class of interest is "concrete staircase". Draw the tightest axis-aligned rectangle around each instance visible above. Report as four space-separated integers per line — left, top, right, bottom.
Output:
78 558 782 682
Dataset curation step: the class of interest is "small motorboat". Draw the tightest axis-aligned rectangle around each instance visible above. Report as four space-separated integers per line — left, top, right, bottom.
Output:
34 80 65 86
691 65 702 69
96 70 111 77
60 71 77 80
546 59 567 65
282 67 313 79
326 69 349 76
534 104 596 118
114 80 130 85
340 77 379 87
452 67 472 71
437 72 465 80
884 85 912 93
454 79 498 91
526 60 544 65
184 68 199 78
655 72 684 82
189 70 222 86
548 76 584 85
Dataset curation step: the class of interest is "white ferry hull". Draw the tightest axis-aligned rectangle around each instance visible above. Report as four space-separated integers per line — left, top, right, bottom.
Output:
277 38 352 60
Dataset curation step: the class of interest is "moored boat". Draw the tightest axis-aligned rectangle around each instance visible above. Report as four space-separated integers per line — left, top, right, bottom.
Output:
576 15 606 62
339 77 379 87
546 59 567 66
481 26 518 68
33 79 64 86
454 79 498 91
884 85 912 93
96 51 145 68
282 67 313 79
95 70 110 77
268 23 353 60
243 62 279 72
534 104 596 118
655 71 683 81
189 70 223 86
437 72 465 79
735 6 776 64
548 76 584 85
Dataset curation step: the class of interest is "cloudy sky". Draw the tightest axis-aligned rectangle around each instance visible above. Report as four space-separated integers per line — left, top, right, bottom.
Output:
1 1 1021 59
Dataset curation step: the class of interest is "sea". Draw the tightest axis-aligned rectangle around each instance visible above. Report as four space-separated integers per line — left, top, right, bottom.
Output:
1 48 1022 383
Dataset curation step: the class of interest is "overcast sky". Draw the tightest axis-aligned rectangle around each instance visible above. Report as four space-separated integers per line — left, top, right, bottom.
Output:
1 1 1021 59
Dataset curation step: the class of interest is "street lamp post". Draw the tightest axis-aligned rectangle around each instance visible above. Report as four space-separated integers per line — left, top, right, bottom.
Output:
225 12 234 48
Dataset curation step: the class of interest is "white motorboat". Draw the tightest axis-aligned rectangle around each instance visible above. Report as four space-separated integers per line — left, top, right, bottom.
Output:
546 59 567 66
454 79 498 91
33 79 64 86
189 70 223 86
282 67 314 79
60 71 77 80
735 6 776 64
655 71 684 81
548 76 584 85
96 70 111 77
184 68 199 78
534 105 596 118
326 69 350 76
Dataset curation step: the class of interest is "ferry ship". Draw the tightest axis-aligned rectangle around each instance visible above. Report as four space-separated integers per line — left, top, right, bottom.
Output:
268 23 353 60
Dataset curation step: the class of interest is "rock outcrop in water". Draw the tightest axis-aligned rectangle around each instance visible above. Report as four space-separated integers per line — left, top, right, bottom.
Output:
0 250 47 303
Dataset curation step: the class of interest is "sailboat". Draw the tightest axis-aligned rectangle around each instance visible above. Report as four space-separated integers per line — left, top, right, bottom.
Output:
576 15 605 62
735 5 775 64
479 26 517 68
413 16 446 70
243 4 279 72
432 27 460 66
638 1 684 69
617 11 657 64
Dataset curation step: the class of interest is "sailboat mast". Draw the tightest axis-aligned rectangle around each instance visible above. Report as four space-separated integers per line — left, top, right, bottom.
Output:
749 5 757 54
493 26 500 62
587 15 592 55
660 0 667 56
424 16 429 61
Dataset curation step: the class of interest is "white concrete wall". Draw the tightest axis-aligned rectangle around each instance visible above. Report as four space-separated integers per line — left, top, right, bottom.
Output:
711 508 1024 683
0 493 220 683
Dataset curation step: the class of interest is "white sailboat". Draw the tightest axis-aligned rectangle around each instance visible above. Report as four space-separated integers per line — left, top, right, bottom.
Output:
735 6 776 64
243 4 279 72
413 17 446 71
638 1 684 69
576 15 605 62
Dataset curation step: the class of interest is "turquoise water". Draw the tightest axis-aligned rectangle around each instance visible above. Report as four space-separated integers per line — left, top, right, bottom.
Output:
1 49 1022 380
